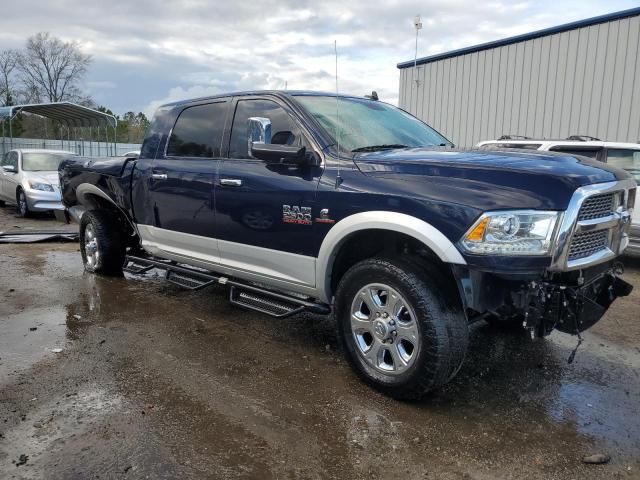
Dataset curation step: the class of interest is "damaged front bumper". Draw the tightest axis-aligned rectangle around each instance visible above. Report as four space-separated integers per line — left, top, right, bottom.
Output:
453 262 633 337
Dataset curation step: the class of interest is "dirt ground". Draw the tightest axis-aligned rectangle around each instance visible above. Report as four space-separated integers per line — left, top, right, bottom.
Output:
1 205 639 480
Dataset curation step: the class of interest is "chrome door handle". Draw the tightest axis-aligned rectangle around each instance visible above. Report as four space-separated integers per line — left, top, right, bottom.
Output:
151 173 168 180
220 178 243 187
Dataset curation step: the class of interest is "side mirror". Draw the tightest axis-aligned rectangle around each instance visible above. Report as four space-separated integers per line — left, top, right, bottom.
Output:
247 116 272 157
247 116 308 164
2 164 16 173
251 143 306 164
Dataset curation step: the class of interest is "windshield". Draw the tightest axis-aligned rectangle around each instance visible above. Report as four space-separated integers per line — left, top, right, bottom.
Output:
295 95 451 153
21 152 71 171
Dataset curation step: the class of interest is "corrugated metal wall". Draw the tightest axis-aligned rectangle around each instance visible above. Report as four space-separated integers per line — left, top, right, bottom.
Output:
399 14 640 148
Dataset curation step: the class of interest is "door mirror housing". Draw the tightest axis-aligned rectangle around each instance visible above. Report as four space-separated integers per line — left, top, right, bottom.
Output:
2 164 16 173
247 116 309 165
250 143 306 164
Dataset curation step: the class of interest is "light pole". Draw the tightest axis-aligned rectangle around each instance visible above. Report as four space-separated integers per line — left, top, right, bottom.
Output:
413 14 422 89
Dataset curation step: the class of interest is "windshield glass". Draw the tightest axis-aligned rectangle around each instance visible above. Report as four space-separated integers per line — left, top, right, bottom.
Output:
22 152 71 171
295 95 451 153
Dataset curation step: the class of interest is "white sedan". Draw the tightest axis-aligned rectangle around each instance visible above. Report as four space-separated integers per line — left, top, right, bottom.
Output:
0 149 76 217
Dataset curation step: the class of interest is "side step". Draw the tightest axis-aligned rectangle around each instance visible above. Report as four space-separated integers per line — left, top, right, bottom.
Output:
229 286 305 318
123 257 156 274
123 255 331 318
166 270 216 290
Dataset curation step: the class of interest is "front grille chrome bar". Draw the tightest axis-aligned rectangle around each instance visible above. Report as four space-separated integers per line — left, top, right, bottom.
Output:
549 178 636 271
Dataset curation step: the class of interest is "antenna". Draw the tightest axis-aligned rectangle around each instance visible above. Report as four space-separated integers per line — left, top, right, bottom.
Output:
334 40 342 189
413 14 422 89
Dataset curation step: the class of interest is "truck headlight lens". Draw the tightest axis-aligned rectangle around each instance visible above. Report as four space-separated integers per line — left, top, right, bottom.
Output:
28 181 54 192
461 211 560 255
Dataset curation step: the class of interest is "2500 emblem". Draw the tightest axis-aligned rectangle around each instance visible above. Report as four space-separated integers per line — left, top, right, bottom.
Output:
282 205 312 225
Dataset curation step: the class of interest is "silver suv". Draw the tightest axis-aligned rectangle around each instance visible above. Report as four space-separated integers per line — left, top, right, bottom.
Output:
477 137 640 257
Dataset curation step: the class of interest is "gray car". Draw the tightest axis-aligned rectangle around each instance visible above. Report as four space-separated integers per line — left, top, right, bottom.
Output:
0 149 75 217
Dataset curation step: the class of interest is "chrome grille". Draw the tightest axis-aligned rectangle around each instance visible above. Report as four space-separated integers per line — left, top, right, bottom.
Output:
577 193 615 221
568 230 609 260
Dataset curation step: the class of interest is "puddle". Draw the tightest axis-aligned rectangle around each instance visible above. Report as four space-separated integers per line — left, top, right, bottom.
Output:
0 306 69 384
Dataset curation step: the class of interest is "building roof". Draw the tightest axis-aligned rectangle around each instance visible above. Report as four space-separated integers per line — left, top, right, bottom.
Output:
397 6 640 69
0 102 117 128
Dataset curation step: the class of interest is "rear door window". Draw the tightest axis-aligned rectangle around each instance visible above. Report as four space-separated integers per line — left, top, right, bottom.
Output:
606 149 640 182
166 102 227 158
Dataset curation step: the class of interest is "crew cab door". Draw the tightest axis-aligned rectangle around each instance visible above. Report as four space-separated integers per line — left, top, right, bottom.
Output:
134 100 229 265
214 96 323 286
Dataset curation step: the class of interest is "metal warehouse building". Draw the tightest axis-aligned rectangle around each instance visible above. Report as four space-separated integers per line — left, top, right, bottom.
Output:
397 7 640 148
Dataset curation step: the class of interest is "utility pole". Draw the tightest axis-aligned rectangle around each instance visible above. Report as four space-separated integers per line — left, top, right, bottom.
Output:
413 14 423 89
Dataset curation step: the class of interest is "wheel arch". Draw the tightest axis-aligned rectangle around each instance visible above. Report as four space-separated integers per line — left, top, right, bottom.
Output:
316 211 466 303
75 183 138 237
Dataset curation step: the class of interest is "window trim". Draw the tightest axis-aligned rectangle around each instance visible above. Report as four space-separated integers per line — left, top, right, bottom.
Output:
164 99 230 159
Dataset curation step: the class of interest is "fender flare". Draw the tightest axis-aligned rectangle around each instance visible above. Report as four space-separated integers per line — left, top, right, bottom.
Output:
75 183 138 234
76 183 119 208
315 211 466 303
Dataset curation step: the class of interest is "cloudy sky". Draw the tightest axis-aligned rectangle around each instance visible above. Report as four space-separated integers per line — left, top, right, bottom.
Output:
1 0 637 117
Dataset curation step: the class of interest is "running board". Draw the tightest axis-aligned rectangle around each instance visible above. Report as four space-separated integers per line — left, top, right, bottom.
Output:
166 270 216 290
123 255 331 318
229 286 305 318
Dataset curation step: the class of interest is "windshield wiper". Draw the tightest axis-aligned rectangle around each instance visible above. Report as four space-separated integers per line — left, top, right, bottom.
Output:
351 144 409 153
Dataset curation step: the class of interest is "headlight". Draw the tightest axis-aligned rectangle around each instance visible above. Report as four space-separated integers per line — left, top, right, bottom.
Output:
28 181 54 192
461 210 560 255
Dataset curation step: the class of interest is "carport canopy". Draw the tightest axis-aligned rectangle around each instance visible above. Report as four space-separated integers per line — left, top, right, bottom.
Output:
0 102 117 129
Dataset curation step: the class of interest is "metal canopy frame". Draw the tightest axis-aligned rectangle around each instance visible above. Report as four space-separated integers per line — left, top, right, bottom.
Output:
0 102 118 156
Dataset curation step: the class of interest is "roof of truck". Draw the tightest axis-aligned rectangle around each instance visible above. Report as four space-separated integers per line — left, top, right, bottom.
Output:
159 90 372 109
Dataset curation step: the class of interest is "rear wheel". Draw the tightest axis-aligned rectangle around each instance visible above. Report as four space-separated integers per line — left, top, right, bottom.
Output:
16 189 30 217
335 257 468 400
80 210 126 275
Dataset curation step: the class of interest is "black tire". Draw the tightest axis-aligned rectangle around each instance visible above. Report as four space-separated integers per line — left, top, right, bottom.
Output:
335 257 468 400
16 188 30 217
80 210 126 275
0 199 5 207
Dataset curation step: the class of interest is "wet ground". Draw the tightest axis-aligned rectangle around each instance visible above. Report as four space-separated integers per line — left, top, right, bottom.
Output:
1 206 639 479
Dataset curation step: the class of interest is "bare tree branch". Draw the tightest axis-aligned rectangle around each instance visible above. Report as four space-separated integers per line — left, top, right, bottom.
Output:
0 49 19 106
18 32 92 104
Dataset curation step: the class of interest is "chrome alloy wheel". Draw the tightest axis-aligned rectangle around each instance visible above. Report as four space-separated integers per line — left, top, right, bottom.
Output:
84 223 100 269
350 283 420 375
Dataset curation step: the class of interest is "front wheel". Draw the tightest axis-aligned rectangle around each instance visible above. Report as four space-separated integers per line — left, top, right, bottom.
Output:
17 189 30 217
335 257 469 400
80 210 125 275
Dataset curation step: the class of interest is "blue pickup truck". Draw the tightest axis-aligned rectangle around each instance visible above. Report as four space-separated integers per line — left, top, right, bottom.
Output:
59 91 636 399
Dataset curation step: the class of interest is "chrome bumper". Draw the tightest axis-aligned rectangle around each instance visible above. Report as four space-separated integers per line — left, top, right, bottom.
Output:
624 224 640 257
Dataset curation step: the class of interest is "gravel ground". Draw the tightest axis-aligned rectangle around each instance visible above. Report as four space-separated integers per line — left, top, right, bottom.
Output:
0 205 639 479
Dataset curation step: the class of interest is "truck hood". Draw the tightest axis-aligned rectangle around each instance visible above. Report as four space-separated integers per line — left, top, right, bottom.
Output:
354 148 630 211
